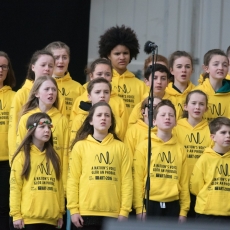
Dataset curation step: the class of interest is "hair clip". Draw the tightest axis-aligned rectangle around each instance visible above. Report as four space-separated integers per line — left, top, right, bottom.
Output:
27 121 53 130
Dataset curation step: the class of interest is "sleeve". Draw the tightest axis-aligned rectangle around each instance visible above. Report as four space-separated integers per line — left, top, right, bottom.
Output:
8 93 24 164
119 145 133 217
132 144 147 214
69 116 84 147
58 115 69 196
58 177 65 218
178 147 190 217
124 127 135 159
118 98 129 128
67 144 82 215
58 92 67 116
69 97 81 129
190 157 205 196
115 116 125 141
128 102 142 128
10 155 24 221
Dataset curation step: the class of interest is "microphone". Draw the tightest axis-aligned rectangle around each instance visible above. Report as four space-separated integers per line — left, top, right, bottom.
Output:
144 41 158 54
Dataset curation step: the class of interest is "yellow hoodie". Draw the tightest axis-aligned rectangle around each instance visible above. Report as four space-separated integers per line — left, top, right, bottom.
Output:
165 82 195 120
0 86 15 161
8 79 67 161
112 69 148 116
55 72 85 119
10 144 65 225
67 133 132 218
69 102 125 145
13 107 69 193
194 78 230 121
128 92 171 127
133 134 190 216
190 147 230 216
69 89 128 129
174 118 211 177
124 119 157 157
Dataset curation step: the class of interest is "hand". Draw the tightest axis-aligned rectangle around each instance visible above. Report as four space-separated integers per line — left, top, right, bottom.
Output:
13 219 24 229
56 218 63 228
118 215 128 221
136 212 146 221
71 213 84 228
178 215 187 223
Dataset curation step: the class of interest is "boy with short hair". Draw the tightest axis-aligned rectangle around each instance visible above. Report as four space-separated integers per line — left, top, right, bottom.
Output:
190 116 230 221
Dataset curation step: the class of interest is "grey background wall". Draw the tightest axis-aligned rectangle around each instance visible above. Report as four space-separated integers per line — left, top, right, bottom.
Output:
88 0 230 84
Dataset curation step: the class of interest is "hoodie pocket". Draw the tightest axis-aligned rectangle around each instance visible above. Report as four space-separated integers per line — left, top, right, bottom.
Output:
81 183 120 212
26 191 60 219
204 192 230 214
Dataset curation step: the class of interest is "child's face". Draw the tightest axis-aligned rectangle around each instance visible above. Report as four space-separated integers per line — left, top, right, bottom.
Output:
32 118 52 146
90 105 112 134
211 125 230 152
184 93 207 121
90 64 112 82
107 45 130 73
153 105 176 131
88 83 110 105
35 80 57 107
52 48 69 77
145 71 168 90
170 57 192 85
32 55 54 80
0 56 8 85
205 55 228 80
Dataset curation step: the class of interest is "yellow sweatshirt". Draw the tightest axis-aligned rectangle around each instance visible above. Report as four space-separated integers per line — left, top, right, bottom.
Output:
69 102 125 145
133 134 190 216
0 86 15 161
128 92 171 127
174 118 211 177
14 107 69 193
69 89 128 129
194 78 230 121
190 147 230 216
112 69 148 116
8 79 66 161
10 144 65 225
165 82 195 120
67 133 132 218
124 119 157 157
55 72 85 119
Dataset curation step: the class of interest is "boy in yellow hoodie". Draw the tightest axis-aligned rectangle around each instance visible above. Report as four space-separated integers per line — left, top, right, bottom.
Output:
190 117 230 222
133 100 190 222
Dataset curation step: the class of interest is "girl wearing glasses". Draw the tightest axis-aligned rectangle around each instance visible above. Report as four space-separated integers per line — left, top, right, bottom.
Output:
0 51 16 230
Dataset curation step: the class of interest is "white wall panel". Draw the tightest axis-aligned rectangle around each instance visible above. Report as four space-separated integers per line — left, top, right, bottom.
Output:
88 0 230 84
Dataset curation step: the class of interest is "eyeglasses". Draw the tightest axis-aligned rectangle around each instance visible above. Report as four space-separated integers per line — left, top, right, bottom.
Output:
0 65 9 71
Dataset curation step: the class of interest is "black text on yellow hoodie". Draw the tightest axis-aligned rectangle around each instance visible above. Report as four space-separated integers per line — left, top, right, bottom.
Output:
10 144 65 225
190 147 230 216
175 118 211 177
112 69 148 116
133 134 190 216
67 133 132 218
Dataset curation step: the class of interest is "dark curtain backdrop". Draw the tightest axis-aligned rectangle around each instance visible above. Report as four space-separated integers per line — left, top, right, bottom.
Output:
0 1 91 90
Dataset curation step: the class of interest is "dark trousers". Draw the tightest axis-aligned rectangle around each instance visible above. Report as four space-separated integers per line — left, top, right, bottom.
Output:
145 199 180 219
187 193 196 218
0 161 10 230
12 224 56 230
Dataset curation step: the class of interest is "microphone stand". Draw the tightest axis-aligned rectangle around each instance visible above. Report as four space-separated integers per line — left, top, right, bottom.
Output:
145 46 158 217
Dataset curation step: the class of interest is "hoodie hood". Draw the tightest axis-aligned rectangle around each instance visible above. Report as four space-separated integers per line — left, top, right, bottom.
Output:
54 72 72 83
86 133 114 146
22 79 33 90
196 78 230 94
177 118 209 131
165 81 195 96
151 133 177 146
204 147 230 158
